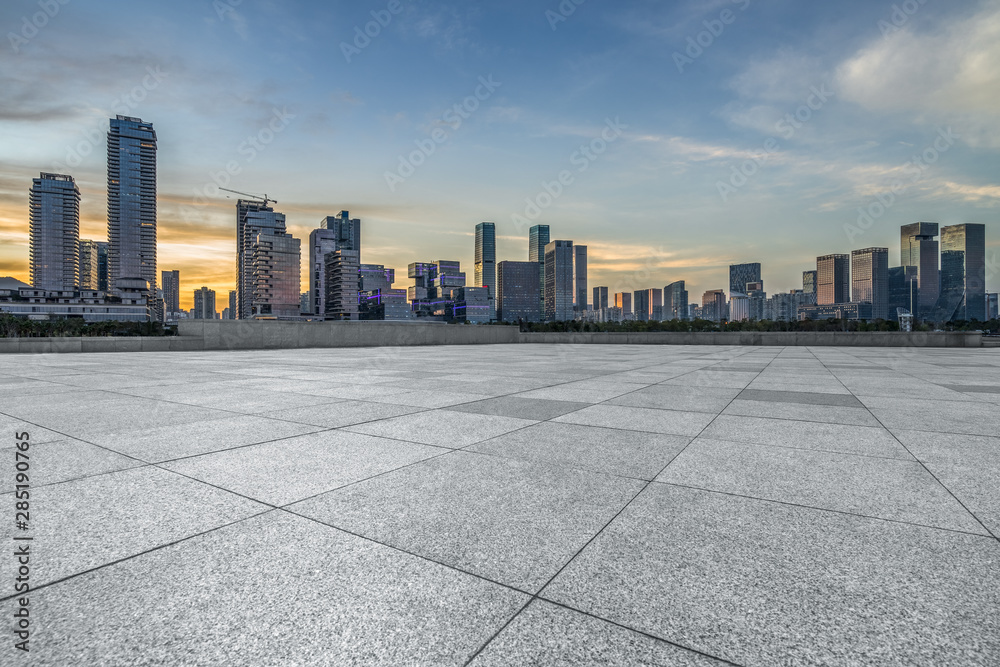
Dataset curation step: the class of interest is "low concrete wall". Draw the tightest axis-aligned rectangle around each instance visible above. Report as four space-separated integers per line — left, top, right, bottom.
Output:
0 324 984 354
520 331 984 347
177 320 522 351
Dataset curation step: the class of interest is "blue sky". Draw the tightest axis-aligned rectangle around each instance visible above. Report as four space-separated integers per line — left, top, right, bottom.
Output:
2 0 999 307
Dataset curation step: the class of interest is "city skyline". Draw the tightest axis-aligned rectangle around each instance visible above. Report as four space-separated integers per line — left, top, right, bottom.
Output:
2 0 1000 309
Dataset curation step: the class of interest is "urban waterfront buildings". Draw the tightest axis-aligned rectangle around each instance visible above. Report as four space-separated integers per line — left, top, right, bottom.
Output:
107 116 157 314
851 247 889 320
544 240 575 322
497 260 541 323
29 173 80 292
475 222 496 321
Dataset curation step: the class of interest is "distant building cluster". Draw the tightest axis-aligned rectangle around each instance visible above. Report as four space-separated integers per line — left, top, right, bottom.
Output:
3 115 995 326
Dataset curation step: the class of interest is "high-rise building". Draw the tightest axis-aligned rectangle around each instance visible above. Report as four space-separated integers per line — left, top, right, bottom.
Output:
96 242 109 292
161 269 180 317
634 288 663 321
497 260 541 323
614 292 632 319
192 287 216 319
573 245 588 313
359 264 395 292
729 262 761 296
308 228 340 317
745 281 767 321
228 290 237 319
816 254 849 305
802 270 817 302
986 293 999 320
29 173 80 291
729 293 750 321
702 289 727 322
900 222 940 317
664 281 688 321
529 225 550 312
851 247 889 320
933 223 987 321
475 222 496 321
323 211 362 253
107 116 157 312
453 286 491 324
544 240 574 321
78 239 100 290
237 200 300 319
325 249 360 320
888 266 919 320
592 286 609 312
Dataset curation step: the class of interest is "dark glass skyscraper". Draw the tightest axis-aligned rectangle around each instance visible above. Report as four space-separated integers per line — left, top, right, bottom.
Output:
888 266 919 320
529 224 549 312
665 281 689 321
574 245 588 312
935 223 986 321
592 286 609 312
475 222 496 320
900 222 940 317
107 115 157 310
816 254 849 305
851 248 889 320
29 172 80 291
497 261 541 323
544 240 574 321
729 262 761 296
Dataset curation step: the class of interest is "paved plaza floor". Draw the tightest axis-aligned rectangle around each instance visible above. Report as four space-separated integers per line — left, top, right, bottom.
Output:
1 344 999 666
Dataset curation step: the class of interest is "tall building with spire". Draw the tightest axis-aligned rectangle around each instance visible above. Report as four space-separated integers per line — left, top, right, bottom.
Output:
107 115 157 317
29 173 80 292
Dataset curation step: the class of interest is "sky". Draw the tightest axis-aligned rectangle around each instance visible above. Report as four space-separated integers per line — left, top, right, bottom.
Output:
1 0 999 310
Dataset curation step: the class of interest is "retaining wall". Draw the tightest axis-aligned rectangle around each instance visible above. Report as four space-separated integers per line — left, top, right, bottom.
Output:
0 322 985 354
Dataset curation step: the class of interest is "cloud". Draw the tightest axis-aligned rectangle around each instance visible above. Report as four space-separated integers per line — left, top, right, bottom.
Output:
836 2 1000 147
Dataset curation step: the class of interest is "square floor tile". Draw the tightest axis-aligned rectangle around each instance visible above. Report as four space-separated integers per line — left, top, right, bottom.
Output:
445 396 590 421
344 410 537 448
554 404 716 437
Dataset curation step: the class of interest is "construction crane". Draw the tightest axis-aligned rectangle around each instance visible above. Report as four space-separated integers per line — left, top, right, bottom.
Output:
218 187 277 206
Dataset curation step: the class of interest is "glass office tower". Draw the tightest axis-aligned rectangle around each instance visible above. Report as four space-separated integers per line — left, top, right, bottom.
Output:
475 222 496 321
544 240 574 321
816 254 849 305
900 222 940 317
529 225 550 312
592 286 609 312
497 261 541 323
161 269 180 317
237 201 300 319
851 247 889 320
29 172 80 291
665 281 689 321
78 239 100 290
573 245 588 313
888 266 919 320
729 262 761 296
936 223 986 321
107 116 157 314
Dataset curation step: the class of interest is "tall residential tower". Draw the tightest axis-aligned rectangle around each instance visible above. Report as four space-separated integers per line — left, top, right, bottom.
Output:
29 173 80 292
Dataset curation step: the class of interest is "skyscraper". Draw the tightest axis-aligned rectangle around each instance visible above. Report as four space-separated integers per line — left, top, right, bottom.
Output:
107 116 157 311
888 266 919 320
851 248 889 320
816 254 849 305
529 225 550 312
573 245 588 312
497 261 541 323
161 269 180 317
633 288 663 321
78 239 99 290
702 289 727 322
900 222 940 317
544 240 574 321
323 211 362 253
236 200 300 319
802 270 817 302
614 292 632 319
475 222 496 321
325 249 360 320
29 173 80 291
308 228 340 317
96 242 109 292
935 223 987 321
192 287 216 319
592 286 609 312
228 290 237 319
729 262 761 296
664 281 689 321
